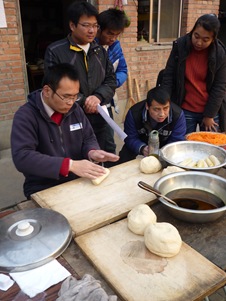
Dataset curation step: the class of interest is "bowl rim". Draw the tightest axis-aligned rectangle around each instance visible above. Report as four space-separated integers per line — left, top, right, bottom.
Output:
154 171 226 214
160 141 226 170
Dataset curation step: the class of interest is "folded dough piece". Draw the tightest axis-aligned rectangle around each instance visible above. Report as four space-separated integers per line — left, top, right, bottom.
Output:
91 168 110 185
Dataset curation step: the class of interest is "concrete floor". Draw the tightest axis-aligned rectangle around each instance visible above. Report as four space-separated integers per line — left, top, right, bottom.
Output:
0 149 25 210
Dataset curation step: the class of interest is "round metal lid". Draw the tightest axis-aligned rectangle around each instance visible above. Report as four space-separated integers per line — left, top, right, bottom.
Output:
0 208 72 273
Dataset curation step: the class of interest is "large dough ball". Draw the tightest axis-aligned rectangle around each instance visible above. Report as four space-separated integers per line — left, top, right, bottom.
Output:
127 204 157 235
161 166 185 177
140 156 162 174
144 222 182 257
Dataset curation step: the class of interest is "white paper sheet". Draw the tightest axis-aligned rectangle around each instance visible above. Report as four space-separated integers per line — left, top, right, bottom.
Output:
97 104 127 141
10 259 71 298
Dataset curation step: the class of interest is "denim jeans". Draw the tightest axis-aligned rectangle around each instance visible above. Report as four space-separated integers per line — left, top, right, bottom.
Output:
183 109 219 134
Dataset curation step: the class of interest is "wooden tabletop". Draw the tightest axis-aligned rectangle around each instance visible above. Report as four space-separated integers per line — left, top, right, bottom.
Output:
75 218 226 301
31 159 162 236
30 159 226 300
151 201 226 271
31 159 226 269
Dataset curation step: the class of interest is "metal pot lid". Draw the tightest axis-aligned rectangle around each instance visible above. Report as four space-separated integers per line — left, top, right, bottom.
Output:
0 208 72 273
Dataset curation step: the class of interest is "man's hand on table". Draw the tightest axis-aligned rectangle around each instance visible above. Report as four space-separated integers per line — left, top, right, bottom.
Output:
69 150 119 179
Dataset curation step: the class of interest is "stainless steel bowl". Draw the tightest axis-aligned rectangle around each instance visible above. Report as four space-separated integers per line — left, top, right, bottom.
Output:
160 141 226 173
154 171 226 223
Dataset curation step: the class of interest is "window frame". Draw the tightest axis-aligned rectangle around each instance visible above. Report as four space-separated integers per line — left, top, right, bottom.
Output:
138 0 183 45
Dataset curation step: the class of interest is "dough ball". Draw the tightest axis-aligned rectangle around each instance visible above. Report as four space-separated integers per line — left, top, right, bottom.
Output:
140 156 162 174
161 166 185 177
144 222 182 257
127 204 157 235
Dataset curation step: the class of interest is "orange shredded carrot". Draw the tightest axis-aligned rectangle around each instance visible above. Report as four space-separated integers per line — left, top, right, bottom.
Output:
186 132 226 145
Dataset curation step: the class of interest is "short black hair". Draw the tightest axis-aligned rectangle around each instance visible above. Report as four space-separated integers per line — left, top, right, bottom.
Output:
67 1 98 26
98 8 130 31
190 14 220 39
42 63 79 91
146 87 170 107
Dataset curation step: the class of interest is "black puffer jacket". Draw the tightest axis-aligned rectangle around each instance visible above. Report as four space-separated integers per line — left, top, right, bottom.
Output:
44 35 117 127
162 34 226 131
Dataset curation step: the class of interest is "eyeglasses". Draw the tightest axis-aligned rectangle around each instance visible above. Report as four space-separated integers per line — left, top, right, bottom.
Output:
78 23 100 30
48 85 80 104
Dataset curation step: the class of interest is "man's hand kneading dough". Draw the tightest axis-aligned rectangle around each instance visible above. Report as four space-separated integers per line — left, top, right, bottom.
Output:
69 150 119 179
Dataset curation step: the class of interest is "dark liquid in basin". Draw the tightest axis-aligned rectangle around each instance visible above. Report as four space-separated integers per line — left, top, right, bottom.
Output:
166 189 224 210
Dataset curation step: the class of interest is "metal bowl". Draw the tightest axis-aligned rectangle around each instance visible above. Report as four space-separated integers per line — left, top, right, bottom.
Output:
160 141 226 173
154 171 226 223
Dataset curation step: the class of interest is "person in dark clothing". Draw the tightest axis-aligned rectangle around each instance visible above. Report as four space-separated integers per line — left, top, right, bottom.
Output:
95 8 130 154
161 14 226 134
44 1 117 150
118 87 186 164
11 63 119 199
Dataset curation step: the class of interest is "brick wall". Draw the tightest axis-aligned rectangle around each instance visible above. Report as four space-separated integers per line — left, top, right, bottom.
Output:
99 0 220 123
0 0 221 124
0 0 27 122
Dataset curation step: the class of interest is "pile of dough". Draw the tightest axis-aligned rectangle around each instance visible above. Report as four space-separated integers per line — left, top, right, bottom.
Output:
127 204 157 235
144 222 182 257
140 156 162 174
91 168 110 185
161 166 185 177
179 154 221 168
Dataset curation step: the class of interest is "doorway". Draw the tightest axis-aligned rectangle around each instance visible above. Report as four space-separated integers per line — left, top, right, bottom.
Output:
19 0 75 91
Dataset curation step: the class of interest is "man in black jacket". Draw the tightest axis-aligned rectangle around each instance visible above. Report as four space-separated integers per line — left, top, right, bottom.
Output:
44 1 116 150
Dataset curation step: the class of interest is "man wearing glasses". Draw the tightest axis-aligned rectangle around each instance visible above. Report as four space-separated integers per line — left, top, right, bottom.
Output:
11 63 119 199
44 1 116 151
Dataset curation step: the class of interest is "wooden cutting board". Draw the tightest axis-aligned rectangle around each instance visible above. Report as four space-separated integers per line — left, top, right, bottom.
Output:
75 218 226 301
31 159 162 236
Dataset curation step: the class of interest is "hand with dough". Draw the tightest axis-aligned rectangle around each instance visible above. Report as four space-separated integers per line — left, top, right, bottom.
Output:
91 168 110 185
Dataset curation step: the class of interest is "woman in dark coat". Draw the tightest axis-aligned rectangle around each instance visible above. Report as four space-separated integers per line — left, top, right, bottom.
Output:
161 14 226 133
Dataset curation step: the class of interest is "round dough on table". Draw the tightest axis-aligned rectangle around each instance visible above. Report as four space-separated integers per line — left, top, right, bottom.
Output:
144 222 182 257
139 156 162 174
127 204 157 235
161 166 185 177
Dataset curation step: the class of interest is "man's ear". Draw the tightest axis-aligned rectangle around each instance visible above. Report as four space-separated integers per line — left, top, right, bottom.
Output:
69 21 75 31
42 85 51 98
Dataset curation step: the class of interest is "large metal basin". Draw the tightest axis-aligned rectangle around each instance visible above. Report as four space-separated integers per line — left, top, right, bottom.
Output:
160 141 226 173
154 171 226 223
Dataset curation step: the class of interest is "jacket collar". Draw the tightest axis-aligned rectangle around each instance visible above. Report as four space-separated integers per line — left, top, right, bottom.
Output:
67 34 100 52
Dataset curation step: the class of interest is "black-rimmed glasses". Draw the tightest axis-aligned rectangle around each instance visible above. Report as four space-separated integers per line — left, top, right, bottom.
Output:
48 85 80 104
